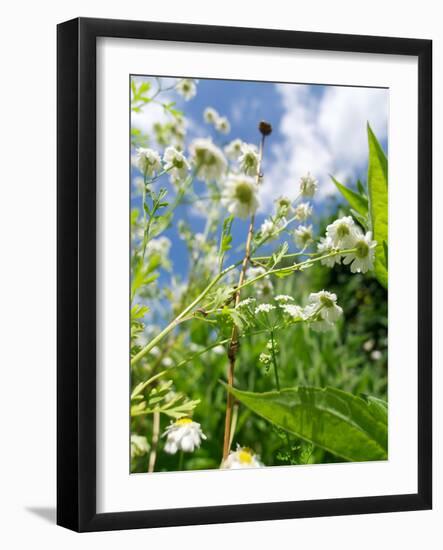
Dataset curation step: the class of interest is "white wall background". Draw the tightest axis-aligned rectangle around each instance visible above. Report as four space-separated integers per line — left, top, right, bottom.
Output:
0 1 440 547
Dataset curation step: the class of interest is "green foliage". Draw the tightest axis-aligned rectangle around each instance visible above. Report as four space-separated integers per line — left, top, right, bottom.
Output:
330 124 388 288
224 384 387 462
367 124 388 288
129 76 389 473
332 175 368 218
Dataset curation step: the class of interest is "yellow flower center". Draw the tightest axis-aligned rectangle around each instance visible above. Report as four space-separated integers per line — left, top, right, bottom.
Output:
238 449 253 464
355 239 369 258
336 223 350 239
175 417 193 426
320 294 334 308
235 182 253 204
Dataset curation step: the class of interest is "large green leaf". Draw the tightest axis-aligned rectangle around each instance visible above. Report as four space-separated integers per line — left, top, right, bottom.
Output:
331 175 368 218
367 124 388 288
225 384 388 462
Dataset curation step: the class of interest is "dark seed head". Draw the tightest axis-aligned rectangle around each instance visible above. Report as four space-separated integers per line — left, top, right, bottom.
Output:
259 120 272 136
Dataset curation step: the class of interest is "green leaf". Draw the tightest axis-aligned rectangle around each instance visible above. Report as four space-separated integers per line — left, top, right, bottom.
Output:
224 384 387 462
367 124 388 288
331 175 368 218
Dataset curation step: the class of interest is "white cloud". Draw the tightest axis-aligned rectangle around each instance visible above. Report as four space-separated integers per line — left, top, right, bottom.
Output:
260 84 388 211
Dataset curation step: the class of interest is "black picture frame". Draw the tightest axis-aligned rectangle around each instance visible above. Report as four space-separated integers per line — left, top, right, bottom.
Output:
57 17 432 532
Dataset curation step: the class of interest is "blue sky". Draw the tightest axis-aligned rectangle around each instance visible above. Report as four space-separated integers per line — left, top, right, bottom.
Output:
131 76 388 281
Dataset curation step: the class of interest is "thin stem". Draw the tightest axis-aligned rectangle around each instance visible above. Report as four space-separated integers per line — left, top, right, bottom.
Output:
130 266 233 367
222 129 268 461
178 450 184 471
270 329 280 391
148 410 160 473
131 337 230 399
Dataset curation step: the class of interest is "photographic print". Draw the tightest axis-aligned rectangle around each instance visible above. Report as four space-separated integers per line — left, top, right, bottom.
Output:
130 75 389 474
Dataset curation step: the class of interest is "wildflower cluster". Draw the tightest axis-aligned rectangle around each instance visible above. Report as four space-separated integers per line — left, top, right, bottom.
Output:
130 76 386 474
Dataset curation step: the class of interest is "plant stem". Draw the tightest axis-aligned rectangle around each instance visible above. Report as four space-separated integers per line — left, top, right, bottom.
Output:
178 450 184 471
131 267 230 366
222 127 268 461
270 329 280 391
148 410 160 473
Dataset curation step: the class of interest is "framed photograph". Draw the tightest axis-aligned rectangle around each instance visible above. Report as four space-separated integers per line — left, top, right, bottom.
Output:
57 17 432 532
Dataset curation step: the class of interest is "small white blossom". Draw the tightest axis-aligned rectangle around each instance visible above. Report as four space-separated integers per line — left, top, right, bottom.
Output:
299 173 318 198
317 236 341 267
255 303 276 314
222 445 264 469
150 346 161 357
224 139 244 160
146 236 171 258
275 196 293 217
222 174 260 219
280 303 305 319
294 224 313 248
239 143 259 176
176 78 197 100
237 297 256 308
190 138 227 182
163 418 206 454
305 290 343 332
342 231 377 273
371 350 383 361
215 116 231 134
274 295 294 302
161 357 174 368
326 216 359 249
131 434 150 459
163 146 190 184
363 339 375 352
203 107 219 124
211 345 226 355
294 202 312 221
135 147 162 176
259 352 271 365
260 219 275 240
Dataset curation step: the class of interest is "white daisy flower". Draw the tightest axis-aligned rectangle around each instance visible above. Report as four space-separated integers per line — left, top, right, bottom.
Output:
259 219 275 240
222 445 264 469
299 173 318 198
163 146 190 184
215 116 231 134
342 231 377 273
317 236 341 267
305 290 343 331
294 224 313 249
175 78 197 101
275 196 293 217
222 174 260 219
135 147 162 176
131 434 150 459
163 418 206 454
190 138 227 182
294 202 312 221
224 139 244 160
255 303 276 314
274 295 294 302
203 107 219 124
239 143 259 176
326 216 359 249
